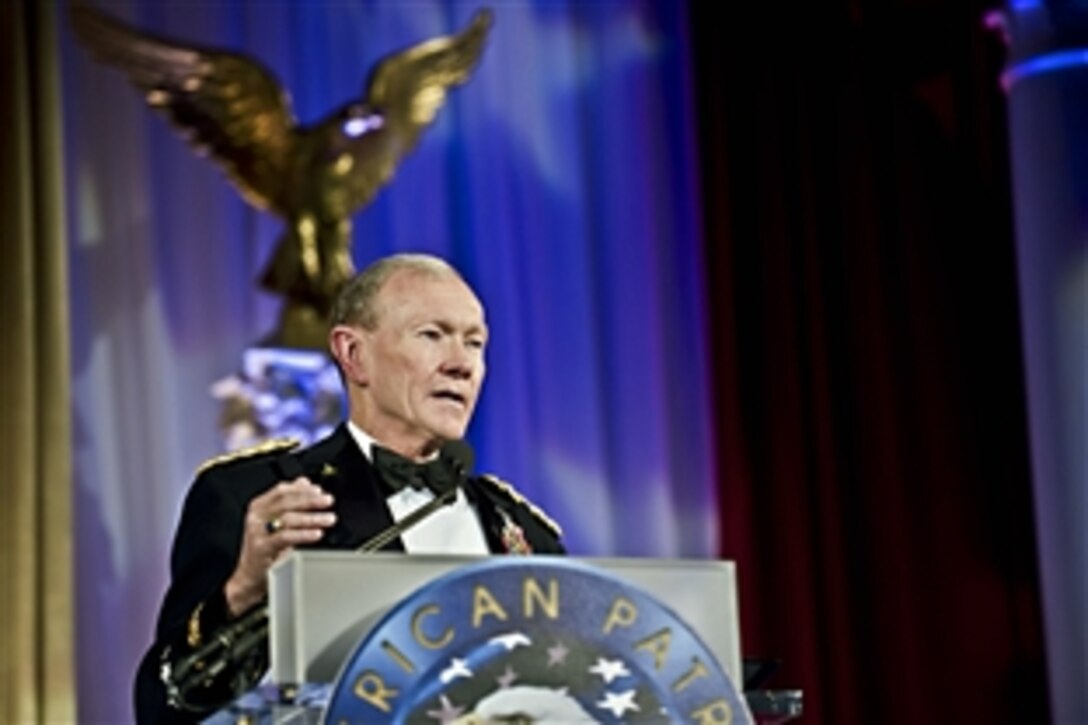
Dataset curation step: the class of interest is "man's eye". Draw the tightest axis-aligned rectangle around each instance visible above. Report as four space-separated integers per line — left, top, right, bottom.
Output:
420 329 441 340
466 338 485 350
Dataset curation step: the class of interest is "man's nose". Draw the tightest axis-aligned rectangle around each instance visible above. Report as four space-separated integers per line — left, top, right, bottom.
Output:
441 341 476 378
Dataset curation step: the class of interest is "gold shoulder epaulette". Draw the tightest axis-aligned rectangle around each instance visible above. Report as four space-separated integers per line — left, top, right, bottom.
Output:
480 474 563 537
195 437 301 476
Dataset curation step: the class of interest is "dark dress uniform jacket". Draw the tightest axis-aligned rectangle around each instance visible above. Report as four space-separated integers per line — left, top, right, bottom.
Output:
134 424 564 724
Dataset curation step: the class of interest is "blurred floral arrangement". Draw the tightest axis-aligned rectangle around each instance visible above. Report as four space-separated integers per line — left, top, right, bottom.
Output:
210 347 345 451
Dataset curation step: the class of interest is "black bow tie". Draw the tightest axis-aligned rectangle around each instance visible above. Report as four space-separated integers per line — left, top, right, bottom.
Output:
371 445 457 497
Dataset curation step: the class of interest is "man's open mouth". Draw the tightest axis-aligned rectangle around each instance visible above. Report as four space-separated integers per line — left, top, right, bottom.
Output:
433 390 467 406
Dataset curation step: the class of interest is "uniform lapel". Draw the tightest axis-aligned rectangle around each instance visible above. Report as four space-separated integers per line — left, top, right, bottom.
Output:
302 425 404 553
463 476 564 555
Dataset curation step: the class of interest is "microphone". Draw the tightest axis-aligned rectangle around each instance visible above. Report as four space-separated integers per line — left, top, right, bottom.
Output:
440 438 474 480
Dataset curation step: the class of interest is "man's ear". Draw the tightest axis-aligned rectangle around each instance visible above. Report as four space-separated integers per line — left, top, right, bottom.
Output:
329 324 368 385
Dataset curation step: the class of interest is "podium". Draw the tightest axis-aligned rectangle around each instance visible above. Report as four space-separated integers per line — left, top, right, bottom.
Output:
203 552 799 723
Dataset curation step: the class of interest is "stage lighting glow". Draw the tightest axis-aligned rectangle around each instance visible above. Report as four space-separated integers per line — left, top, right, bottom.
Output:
343 114 383 137
1002 48 1088 89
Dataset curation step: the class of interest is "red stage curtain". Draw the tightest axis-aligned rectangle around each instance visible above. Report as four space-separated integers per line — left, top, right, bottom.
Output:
690 3 1050 722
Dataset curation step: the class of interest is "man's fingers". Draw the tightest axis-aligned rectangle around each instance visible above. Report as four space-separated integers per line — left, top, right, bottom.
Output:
271 526 326 547
275 510 337 532
251 514 327 558
248 479 335 535
259 477 334 514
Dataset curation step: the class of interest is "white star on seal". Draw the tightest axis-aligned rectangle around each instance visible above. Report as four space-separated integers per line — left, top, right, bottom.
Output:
597 689 640 717
489 631 532 651
588 656 630 684
496 664 518 688
546 641 570 667
439 658 473 683
426 694 465 723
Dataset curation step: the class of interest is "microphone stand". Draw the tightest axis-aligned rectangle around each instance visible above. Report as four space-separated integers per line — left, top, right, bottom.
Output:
163 485 461 711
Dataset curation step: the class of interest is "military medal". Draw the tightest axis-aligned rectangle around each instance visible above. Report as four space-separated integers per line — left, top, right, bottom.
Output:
499 511 532 555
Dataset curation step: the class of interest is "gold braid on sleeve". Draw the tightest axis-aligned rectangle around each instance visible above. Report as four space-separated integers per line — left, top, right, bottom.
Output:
186 602 205 648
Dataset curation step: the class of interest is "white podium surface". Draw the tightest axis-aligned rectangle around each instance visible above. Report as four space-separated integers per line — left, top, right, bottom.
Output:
268 551 743 688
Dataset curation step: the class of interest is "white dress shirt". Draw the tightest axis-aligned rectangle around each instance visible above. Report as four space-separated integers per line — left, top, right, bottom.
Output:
346 421 490 555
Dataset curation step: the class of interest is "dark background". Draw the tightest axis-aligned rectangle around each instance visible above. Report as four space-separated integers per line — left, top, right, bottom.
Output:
691 2 1050 722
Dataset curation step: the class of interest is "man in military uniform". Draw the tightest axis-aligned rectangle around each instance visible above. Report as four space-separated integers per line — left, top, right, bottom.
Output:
134 254 564 724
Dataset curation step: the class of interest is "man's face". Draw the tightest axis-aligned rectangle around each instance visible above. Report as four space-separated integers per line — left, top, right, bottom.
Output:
356 269 488 457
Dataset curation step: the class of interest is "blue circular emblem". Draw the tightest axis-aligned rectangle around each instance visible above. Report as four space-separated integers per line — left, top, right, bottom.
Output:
322 558 753 724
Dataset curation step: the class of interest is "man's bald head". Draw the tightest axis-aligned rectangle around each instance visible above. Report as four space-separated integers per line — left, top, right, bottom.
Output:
331 253 464 331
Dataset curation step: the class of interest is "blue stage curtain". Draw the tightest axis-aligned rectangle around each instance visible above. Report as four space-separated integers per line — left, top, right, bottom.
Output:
60 1 714 720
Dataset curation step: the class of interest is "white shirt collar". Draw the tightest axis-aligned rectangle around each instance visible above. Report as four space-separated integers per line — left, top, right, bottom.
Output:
345 420 440 463
346 420 379 462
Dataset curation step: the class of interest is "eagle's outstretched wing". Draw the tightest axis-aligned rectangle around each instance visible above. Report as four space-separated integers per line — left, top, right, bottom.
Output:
356 9 493 205
70 3 297 214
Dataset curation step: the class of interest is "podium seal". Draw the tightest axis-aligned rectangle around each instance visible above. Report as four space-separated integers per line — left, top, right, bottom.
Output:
322 558 752 724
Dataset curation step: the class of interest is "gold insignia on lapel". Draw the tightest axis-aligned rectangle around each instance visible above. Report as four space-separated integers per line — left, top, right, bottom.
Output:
480 474 563 537
320 463 338 478
195 437 301 476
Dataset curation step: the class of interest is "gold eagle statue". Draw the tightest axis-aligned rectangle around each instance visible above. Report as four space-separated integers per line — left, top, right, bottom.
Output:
71 3 493 349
